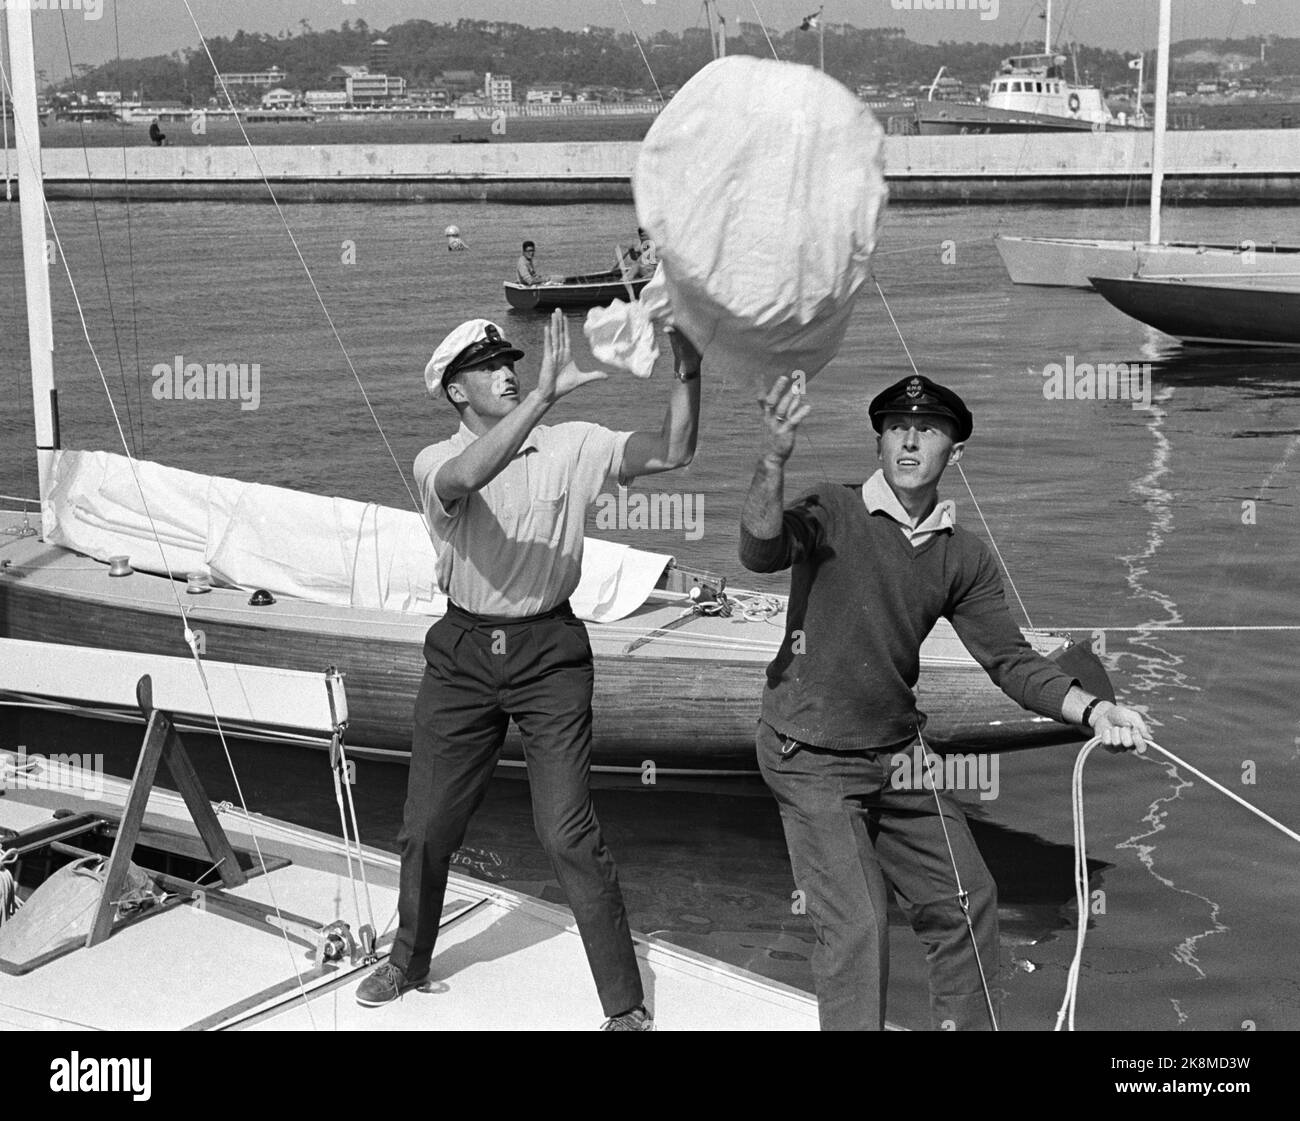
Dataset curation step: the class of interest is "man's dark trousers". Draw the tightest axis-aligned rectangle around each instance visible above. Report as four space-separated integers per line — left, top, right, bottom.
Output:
391 601 644 1018
757 720 1000 1031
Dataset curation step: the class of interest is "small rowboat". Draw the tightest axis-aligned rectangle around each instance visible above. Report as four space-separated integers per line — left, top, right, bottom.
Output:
504 269 652 311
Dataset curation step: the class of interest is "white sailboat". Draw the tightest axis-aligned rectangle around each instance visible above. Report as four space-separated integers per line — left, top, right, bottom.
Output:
995 0 1300 289
0 1 1109 774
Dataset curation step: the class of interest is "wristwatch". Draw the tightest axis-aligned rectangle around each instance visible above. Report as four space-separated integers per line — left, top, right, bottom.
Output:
1080 697 1105 727
673 366 700 383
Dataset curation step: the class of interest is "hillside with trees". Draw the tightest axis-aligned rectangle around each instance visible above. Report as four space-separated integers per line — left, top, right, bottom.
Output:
54 17 1300 104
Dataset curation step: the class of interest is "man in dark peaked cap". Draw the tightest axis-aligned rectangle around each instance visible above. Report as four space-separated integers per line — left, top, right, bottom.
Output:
739 371 1152 1031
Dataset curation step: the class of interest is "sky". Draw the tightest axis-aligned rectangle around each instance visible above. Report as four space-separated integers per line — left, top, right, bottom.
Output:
6 0 1299 81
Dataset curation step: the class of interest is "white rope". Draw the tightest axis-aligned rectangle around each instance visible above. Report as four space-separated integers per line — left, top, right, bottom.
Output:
1058 735 1300 1030
1 846 21 923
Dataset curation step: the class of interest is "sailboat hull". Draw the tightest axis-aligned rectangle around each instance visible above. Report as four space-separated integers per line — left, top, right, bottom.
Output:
995 236 1300 289
0 515 1091 773
1090 275 1300 349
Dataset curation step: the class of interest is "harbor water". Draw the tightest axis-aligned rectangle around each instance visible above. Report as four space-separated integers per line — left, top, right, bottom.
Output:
2 195 1298 1030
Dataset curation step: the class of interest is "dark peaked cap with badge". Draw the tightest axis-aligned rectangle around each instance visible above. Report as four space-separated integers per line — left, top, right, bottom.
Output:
868 374 973 443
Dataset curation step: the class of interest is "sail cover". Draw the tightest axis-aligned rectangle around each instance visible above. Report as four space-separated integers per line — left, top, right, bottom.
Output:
634 56 887 389
42 450 672 623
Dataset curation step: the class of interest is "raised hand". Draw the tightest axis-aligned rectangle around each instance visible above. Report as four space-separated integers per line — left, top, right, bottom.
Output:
759 374 812 463
536 308 607 403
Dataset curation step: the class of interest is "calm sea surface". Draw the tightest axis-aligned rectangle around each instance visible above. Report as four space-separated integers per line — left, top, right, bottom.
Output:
2 194 1299 1031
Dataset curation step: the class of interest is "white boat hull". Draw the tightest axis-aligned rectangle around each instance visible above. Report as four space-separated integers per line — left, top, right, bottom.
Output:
995 236 1300 289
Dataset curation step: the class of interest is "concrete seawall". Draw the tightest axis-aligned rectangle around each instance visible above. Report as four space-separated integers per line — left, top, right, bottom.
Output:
12 129 1300 203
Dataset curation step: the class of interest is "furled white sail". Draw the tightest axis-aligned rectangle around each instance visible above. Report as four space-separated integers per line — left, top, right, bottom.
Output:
43 450 671 623
635 56 887 390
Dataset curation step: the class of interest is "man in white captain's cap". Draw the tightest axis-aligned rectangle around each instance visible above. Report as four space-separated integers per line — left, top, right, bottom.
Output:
357 309 702 1030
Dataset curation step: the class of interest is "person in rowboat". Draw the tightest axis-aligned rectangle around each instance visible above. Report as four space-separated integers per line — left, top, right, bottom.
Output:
357 311 702 1029
739 372 1153 1032
516 240 545 286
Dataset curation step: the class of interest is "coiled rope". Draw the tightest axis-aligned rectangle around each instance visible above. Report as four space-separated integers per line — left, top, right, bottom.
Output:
1058 736 1300 1030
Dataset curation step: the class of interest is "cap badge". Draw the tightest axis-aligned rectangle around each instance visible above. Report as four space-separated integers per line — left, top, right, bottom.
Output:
484 324 501 344
906 377 923 399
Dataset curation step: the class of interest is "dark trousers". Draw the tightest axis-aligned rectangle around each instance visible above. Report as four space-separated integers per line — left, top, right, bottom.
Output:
390 601 643 1018
757 720 1000 1031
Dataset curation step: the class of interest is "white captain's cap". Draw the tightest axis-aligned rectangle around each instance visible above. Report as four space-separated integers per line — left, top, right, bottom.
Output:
423 319 525 397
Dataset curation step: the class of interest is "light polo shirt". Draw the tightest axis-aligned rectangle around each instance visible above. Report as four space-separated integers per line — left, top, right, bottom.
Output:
516 254 540 285
861 468 956 547
415 421 632 617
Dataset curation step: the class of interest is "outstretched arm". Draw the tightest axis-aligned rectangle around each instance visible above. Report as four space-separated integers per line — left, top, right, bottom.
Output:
619 327 702 480
435 310 607 504
739 375 819 572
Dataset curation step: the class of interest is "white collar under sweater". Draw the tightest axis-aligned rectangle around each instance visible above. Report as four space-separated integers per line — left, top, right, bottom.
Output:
861 469 956 548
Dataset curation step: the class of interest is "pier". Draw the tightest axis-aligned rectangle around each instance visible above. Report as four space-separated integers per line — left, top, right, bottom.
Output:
8 129 1300 204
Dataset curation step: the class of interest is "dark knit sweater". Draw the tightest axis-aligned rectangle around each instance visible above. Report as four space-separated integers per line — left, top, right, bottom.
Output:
739 483 1075 751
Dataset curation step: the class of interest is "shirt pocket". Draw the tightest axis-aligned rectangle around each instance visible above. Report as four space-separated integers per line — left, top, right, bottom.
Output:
530 489 567 540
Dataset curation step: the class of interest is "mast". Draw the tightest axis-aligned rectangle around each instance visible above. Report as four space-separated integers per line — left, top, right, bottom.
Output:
1149 0 1171 245
1044 0 1052 54
6 0 58 504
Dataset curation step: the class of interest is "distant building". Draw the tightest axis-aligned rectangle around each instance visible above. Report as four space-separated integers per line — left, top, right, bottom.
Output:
484 72 513 104
347 72 406 105
260 88 298 110
304 90 348 109
526 85 566 105
218 66 287 90
407 86 450 108
368 38 390 73
95 90 123 105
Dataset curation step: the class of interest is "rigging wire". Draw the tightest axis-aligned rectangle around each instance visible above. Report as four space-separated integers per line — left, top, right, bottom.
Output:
747 2 781 61
915 723 1000 1030
178 0 421 520
112 0 146 458
57 8 139 457
871 276 1036 628
614 0 665 103
0 43 320 1033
